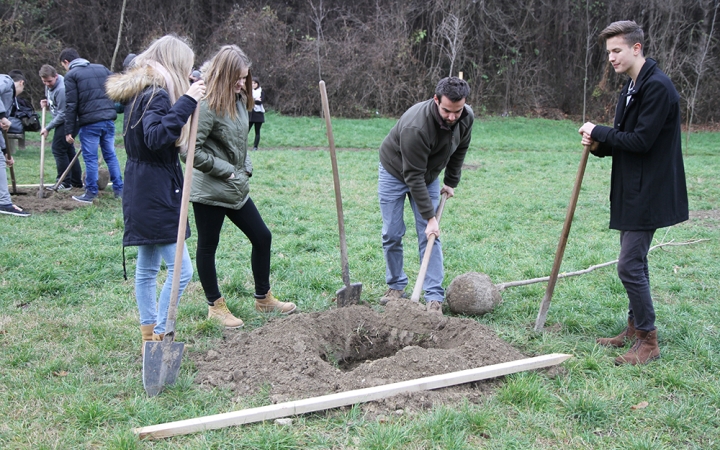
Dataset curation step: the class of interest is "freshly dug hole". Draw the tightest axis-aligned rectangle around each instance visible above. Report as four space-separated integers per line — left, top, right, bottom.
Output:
192 301 525 414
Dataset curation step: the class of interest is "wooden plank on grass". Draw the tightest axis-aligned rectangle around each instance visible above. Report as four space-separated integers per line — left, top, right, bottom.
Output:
134 353 571 440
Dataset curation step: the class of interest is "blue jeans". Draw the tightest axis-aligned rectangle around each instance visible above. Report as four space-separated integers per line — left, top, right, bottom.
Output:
135 243 193 335
78 120 123 196
378 164 444 302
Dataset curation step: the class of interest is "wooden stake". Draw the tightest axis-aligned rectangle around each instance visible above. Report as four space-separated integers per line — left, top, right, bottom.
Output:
134 353 571 440
458 71 463 80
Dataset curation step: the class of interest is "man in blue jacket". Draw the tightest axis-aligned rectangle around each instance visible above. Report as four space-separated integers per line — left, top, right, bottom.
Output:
579 20 688 365
39 64 82 190
60 48 124 203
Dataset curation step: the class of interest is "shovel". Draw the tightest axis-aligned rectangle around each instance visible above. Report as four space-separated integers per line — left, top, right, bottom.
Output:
319 80 362 307
142 107 199 396
534 143 593 331
50 150 81 192
38 106 47 198
410 192 448 302
1 129 19 194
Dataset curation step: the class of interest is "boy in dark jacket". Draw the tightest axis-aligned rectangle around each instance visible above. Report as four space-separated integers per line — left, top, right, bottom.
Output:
579 20 688 365
60 48 124 203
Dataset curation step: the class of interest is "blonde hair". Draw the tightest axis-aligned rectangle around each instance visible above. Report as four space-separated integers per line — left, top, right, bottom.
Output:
203 45 253 119
132 35 195 147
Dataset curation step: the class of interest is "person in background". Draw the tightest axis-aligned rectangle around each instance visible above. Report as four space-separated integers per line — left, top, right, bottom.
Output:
60 47 124 203
106 35 205 352
39 64 83 191
248 78 266 151
579 20 688 365
377 77 473 315
190 45 296 329
0 71 30 217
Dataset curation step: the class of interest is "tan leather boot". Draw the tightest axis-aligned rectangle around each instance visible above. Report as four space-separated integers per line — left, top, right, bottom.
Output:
615 329 660 365
152 333 165 341
140 324 155 356
255 290 297 314
208 297 244 329
597 317 636 347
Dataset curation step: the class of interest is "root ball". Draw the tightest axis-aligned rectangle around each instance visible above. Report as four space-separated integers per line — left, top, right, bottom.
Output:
446 272 502 315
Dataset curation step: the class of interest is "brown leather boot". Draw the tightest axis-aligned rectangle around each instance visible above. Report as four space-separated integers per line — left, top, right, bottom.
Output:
597 317 636 347
208 297 244 329
615 329 660 365
255 290 297 314
140 324 155 356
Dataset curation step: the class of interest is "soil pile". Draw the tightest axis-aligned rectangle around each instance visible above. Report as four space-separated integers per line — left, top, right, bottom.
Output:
192 300 526 414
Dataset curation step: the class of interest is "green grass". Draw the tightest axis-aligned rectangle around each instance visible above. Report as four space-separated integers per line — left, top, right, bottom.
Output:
2 114 719 448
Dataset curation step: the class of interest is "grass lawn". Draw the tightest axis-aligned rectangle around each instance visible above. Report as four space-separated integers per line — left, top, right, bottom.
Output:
1 113 719 449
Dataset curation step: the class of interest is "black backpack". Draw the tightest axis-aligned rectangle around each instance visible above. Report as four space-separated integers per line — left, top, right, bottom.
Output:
11 97 41 132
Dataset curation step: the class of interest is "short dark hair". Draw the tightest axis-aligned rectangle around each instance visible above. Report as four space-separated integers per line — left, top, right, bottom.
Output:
435 77 470 103
8 70 26 83
39 65 57 78
599 20 644 50
59 48 80 64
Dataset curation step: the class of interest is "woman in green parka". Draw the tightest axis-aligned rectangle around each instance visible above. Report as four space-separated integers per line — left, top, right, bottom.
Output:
190 45 296 328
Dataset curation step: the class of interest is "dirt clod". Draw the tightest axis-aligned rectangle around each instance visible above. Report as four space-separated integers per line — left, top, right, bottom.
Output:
192 300 525 416
446 272 502 315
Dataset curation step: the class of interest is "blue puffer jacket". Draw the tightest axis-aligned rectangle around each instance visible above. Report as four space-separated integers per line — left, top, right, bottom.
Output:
63 58 117 136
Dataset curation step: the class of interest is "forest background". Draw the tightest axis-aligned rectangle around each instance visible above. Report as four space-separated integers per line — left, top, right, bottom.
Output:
2 0 719 126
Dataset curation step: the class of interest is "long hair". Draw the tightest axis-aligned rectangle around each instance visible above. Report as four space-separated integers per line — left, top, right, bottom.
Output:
132 35 195 147
202 45 253 119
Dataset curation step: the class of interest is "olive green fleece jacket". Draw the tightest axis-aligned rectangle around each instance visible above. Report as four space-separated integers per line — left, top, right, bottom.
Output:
189 96 253 210
379 98 474 219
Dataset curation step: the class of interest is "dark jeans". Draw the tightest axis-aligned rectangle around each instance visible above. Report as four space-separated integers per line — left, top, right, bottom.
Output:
249 121 262 148
51 128 82 187
192 198 272 301
617 230 656 331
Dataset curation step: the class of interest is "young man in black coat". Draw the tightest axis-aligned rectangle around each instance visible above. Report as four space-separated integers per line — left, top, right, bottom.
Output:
579 20 688 365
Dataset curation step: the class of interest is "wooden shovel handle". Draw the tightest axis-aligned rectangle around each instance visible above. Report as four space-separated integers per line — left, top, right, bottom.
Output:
534 144 591 331
319 81 352 287
38 107 47 197
410 192 449 302
164 108 200 338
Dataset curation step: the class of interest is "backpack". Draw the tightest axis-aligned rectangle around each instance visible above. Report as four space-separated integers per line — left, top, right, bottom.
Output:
11 97 41 132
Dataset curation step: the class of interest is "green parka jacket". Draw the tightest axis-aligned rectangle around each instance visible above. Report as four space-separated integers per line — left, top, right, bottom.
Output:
189 95 253 210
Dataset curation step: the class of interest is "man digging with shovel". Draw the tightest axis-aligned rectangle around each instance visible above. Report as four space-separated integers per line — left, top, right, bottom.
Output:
378 77 473 314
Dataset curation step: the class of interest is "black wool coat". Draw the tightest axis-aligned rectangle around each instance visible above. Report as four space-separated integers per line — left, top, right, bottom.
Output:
591 58 688 231
121 88 197 246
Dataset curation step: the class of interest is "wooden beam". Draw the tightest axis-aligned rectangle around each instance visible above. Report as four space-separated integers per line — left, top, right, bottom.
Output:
134 353 571 440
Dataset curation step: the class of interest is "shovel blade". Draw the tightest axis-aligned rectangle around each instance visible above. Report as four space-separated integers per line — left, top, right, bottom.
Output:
336 282 362 307
142 339 185 397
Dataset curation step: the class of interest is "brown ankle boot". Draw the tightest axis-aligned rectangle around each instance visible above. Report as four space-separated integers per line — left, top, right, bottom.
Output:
597 317 636 347
255 290 297 314
208 297 244 329
615 329 660 365
140 324 155 355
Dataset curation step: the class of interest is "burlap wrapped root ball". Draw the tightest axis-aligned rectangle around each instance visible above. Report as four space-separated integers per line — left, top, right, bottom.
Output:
446 272 502 315
82 168 110 190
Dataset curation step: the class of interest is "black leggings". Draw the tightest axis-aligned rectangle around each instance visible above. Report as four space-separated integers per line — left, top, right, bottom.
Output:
192 198 272 301
249 121 262 148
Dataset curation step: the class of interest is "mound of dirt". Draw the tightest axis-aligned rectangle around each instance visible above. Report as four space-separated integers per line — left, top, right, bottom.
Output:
10 187 116 214
192 300 526 416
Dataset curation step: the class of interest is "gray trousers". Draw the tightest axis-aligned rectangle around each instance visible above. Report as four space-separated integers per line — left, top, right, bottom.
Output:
618 230 657 332
0 150 11 205
378 164 444 302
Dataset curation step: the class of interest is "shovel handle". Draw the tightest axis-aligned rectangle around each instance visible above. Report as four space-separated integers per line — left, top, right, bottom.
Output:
38 107 47 197
319 81 352 287
52 151 81 191
534 143 591 331
164 107 200 338
2 130 17 194
410 192 448 302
